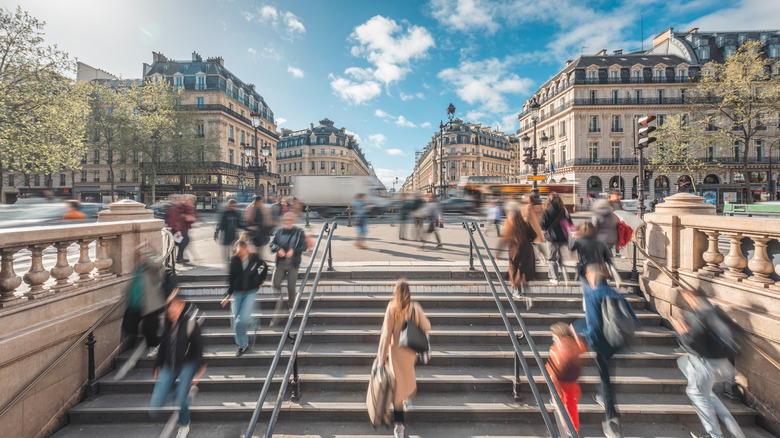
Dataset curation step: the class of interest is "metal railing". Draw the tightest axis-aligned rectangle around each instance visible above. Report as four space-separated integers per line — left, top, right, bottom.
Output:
463 222 579 438
244 221 337 438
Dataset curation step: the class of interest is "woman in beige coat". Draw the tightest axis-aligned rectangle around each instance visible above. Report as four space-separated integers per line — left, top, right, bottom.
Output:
377 279 431 438
520 195 547 264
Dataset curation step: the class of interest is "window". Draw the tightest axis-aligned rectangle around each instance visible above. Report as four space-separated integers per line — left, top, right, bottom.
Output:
549 125 555 139
80 171 87 182
59 174 66 186
635 90 642 102
93 149 100 164
657 89 665 101
550 148 556 167
756 140 764 161
654 69 664 80
771 46 780 58
197 120 205 137
321 148 325 155
93 171 100 182
611 141 622 162
174 76 183 89
228 125 234 141
331 161 336 170
611 115 622 132
240 131 245 145
677 69 687 82
589 90 596 102
226 81 232 96
681 89 687 102
733 141 742 161
560 120 566 136
632 69 642 79
120 170 127 182
561 145 566 163
698 47 710 62
119 151 127 164
609 70 619 80
132 170 139 182
197 97 204 108
320 161 325 170
738 34 747 45
133 151 139 164
311 162 315 170
34 175 40 186
725 46 736 58
311 148 315 155
229 149 234 164
612 90 620 103
7 174 13 186
331 149 335 156
588 142 599 162
682 114 690 126
706 144 715 161
589 116 600 132
658 114 666 126
197 76 205 90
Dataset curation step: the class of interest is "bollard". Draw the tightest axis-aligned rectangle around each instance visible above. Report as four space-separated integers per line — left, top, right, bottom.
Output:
85 332 97 398
305 206 310 228
347 206 352 227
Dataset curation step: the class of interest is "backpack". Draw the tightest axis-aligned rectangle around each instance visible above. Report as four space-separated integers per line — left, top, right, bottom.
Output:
601 295 640 349
708 306 745 359
547 337 583 382
615 216 633 251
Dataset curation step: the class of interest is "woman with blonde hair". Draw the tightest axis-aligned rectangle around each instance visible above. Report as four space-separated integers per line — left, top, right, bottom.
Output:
377 279 431 438
502 208 537 296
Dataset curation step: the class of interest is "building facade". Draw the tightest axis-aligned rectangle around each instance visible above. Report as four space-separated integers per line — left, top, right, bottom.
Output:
407 119 517 194
517 28 780 206
276 118 376 197
70 53 280 209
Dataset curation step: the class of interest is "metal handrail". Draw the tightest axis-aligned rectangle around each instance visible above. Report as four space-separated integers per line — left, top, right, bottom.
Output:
262 222 337 437
632 222 780 372
0 226 176 419
464 222 579 438
244 222 332 437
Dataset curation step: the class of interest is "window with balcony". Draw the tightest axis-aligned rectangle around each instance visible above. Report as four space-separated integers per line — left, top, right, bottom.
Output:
120 170 127 182
589 116 600 132
588 142 599 163
93 171 99 182
561 145 566 163
560 120 566 136
229 149 234 164
611 115 622 132
706 144 715 161
733 141 742 161
7 174 13 186
93 149 100 164
80 171 87 182
197 97 204 109
589 90 596 103
756 140 764 161
612 90 620 103
657 89 665 102
635 90 642 102
228 125 234 142
132 170 139 182
611 141 622 162
676 69 687 82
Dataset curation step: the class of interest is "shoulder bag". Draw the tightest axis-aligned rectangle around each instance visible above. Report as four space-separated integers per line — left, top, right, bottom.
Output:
399 305 430 355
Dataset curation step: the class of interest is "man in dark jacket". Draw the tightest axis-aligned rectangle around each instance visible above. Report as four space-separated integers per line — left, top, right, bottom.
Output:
270 213 309 317
150 294 206 438
580 263 638 438
541 194 570 283
215 199 244 264
221 240 268 357
671 290 745 438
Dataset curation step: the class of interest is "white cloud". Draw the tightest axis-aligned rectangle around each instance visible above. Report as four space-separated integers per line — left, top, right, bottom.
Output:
368 133 387 148
421 122 431 129
431 0 499 33
375 109 392 118
331 16 434 104
395 115 417 128
276 117 287 126
287 65 304 78
400 91 425 101
438 57 534 114
245 4 306 40
687 0 780 30
374 109 429 129
344 129 362 145
247 47 257 55
329 70 381 106
374 167 409 190
387 148 406 156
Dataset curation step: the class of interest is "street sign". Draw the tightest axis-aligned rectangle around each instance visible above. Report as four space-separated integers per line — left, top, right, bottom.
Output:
527 175 546 181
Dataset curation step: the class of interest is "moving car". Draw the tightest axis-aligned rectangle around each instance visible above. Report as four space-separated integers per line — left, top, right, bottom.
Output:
0 201 101 229
441 197 478 214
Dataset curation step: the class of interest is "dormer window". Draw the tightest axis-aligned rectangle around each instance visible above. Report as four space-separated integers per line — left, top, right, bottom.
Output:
174 76 183 89
197 75 206 90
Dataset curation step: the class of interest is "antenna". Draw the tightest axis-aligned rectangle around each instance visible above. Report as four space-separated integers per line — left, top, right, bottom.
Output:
581 46 588 55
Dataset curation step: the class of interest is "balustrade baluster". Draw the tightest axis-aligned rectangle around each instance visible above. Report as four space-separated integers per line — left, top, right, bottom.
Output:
94 237 115 279
50 241 75 292
746 235 775 285
73 239 95 284
0 247 24 307
699 229 724 275
24 244 52 299
723 233 748 281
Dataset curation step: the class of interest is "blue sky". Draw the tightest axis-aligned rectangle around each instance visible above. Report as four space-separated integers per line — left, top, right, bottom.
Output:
7 0 780 188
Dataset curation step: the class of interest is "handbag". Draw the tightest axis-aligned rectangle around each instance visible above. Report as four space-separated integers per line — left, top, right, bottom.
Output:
399 306 429 353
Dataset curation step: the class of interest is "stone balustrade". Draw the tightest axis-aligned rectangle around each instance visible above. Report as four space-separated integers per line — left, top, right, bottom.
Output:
0 200 165 308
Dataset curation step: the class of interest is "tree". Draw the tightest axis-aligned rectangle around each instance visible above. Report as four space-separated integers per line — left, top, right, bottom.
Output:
648 114 715 193
691 40 780 203
0 7 87 201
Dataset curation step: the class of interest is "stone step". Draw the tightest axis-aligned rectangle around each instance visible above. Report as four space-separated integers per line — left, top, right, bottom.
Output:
64 391 759 425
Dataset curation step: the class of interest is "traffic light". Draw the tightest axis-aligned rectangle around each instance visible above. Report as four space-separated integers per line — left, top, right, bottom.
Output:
637 115 657 150
644 169 654 181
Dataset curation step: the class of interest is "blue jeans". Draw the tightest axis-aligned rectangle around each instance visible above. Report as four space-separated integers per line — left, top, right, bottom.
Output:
679 355 745 438
232 289 258 349
150 361 198 426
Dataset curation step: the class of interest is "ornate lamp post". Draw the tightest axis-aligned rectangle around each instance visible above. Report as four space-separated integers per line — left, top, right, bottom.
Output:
251 113 271 197
438 103 456 199
519 99 546 195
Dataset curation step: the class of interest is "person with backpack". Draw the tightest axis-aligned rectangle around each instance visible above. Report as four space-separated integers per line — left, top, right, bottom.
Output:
519 195 546 265
269 212 309 316
591 199 623 259
245 196 270 254
221 240 268 357
671 289 746 438
541 193 571 284
376 279 431 438
150 293 206 438
570 222 614 309
501 208 537 297
580 263 640 438
122 246 166 359
546 322 587 434
214 199 244 265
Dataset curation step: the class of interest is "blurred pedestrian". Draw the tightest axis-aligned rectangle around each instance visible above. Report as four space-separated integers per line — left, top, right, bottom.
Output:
608 190 623 212
61 199 87 220
520 195 546 265
172 196 196 264
592 199 622 259
541 193 571 284
221 241 268 357
269 213 309 322
546 322 587 434
376 279 431 438
245 196 270 254
150 292 206 438
269 196 283 230
671 289 746 438
570 222 613 310
215 199 244 265
579 263 639 438
122 246 166 358
501 209 536 296
504 195 520 216
487 199 503 236
417 193 442 249
354 193 370 249
398 194 421 241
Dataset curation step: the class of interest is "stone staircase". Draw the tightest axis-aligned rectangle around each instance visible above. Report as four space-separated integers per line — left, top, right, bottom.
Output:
51 280 773 438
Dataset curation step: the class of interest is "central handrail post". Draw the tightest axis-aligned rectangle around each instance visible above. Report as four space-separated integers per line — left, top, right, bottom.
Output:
327 228 334 271
513 351 522 401
85 332 97 398
289 333 301 402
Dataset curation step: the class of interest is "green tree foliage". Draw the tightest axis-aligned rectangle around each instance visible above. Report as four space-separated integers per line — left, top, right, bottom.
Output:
649 114 714 193
691 40 780 202
0 7 87 200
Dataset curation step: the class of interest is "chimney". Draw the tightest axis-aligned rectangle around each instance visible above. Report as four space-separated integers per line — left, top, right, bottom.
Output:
192 51 202 62
653 27 674 48
596 49 607 56
565 59 573 66
206 56 224 66
152 52 168 63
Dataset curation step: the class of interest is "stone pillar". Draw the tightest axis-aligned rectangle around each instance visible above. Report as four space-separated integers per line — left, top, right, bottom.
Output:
98 199 164 276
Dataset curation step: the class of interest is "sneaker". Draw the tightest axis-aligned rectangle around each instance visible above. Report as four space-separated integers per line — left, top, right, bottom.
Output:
615 253 627 259
394 424 405 438
549 279 559 284
236 347 245 357
593 393 605 409
175 425 190 438
602 419 623 438
146 345 159 358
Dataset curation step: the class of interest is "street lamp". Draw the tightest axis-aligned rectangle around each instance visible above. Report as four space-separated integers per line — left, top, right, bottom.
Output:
519 98 546 195
251 113 271 197
438 103 456 199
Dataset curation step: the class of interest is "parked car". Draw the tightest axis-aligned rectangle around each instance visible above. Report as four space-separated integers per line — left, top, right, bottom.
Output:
441 197 478 214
